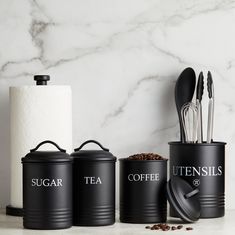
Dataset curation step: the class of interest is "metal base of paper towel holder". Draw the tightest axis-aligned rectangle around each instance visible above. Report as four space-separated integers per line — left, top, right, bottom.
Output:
6 205 23 216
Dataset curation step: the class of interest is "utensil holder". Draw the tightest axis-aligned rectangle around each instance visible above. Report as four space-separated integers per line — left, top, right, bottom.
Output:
119 158 168 223
169 141 226 218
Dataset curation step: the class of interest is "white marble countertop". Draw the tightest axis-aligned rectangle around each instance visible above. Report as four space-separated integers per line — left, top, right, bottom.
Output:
0 209 235 235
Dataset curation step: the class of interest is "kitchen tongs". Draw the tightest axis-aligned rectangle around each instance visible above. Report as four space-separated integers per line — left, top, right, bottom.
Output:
195 71 215 144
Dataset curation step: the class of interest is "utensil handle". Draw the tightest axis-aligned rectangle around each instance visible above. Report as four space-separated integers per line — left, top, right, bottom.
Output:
181 107 188 143
196 100 203 143
207 99 214 143
179 117 186 143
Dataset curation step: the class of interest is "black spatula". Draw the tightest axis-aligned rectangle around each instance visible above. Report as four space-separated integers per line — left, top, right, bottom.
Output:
175 67 196 142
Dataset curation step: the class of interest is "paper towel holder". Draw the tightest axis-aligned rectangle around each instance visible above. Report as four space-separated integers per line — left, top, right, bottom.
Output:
34 75 50 85
6 75 50 217
7 76 72 217
6 206 23 217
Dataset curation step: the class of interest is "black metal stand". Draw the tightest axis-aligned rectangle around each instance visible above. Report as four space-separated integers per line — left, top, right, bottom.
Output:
6 205 23 217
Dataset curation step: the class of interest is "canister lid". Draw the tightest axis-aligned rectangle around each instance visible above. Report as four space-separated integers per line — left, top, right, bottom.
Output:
22 140 72 163
167 177 201 223
71 140 116 161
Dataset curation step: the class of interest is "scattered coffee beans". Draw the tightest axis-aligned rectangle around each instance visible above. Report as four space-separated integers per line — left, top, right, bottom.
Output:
128 153 166 161
145 224 194 232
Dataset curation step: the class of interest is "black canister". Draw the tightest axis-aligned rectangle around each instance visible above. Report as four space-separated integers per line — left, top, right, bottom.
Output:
22 141 73 229
169 141 226 218
119 158 168 223
71 140 116 226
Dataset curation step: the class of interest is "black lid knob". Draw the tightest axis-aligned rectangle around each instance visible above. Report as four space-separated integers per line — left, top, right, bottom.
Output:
34 75 50 85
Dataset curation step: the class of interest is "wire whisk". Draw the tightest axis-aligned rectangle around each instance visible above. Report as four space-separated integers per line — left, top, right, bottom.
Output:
181 102 198 143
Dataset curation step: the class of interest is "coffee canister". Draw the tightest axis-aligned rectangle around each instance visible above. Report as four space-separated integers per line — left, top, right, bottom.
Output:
22 140 73 229
169 141 226 218
119 157 168 223
71 140 116 226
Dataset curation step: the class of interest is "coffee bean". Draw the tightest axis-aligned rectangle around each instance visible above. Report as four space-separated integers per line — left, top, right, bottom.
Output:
145 223 192 232
166 226 170 230
177 225 183 229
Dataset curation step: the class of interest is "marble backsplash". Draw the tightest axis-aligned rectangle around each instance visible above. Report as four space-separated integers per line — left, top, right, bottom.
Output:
0 0 235 209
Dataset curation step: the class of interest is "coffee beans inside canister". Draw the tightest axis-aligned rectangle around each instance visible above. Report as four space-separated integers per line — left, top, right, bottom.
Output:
128 153 166 161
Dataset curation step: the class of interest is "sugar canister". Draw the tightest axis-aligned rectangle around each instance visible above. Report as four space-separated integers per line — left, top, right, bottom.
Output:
22 140 73 229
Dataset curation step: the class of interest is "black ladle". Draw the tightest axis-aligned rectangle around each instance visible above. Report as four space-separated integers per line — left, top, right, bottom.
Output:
175 67 196 142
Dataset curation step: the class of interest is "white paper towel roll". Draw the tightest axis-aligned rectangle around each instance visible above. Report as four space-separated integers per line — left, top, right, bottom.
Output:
10 85 72 208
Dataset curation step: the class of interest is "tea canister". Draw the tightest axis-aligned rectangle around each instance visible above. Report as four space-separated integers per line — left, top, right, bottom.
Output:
71 140 116 226
22 140 73 229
